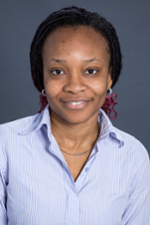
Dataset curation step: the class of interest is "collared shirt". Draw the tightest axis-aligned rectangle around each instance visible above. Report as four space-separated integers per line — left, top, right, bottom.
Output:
0 105 150 225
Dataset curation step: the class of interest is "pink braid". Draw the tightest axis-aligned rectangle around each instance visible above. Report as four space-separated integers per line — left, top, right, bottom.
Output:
102 92 117 119
38 93 48 112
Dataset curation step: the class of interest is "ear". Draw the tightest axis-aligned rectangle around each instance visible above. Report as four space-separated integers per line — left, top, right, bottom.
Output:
107 67 113 90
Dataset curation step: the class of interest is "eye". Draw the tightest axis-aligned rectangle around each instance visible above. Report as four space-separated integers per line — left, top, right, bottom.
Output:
85 69 97 75
51 69 64 75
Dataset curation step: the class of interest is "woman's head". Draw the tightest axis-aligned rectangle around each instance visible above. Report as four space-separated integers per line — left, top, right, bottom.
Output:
42 25 113 125
30 6 122 118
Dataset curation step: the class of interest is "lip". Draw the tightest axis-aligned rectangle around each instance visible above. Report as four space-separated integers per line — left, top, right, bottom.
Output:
61 99 91 110
61 98 90 102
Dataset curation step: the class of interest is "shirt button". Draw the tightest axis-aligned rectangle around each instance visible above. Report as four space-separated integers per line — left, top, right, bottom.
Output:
85 167 89 172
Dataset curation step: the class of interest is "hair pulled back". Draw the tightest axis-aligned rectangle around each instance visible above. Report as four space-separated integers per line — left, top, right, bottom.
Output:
30 6 122 118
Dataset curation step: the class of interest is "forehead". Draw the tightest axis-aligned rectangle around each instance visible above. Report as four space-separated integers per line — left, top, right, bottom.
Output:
42 26 110 55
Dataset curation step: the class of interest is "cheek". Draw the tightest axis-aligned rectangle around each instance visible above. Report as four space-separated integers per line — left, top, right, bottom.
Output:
91 80 108 96
44 80 60 99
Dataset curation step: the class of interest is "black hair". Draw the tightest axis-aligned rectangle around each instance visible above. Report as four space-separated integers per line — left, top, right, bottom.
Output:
30 5 122 111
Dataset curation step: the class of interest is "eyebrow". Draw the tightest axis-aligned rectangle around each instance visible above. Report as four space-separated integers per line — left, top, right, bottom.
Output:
83 58 102 63
48 58 102 64
48 58 66 64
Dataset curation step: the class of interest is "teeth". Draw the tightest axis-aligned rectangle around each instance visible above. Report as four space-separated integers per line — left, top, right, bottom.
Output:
69 101 84 105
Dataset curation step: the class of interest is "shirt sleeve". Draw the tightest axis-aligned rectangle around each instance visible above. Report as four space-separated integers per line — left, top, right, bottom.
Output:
0 126 8 224
122 143 150 225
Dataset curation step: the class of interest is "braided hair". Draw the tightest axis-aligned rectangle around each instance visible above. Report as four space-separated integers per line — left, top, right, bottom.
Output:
30 6 122 118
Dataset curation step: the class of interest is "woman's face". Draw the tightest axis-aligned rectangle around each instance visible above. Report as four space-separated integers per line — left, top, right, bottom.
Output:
42 26 112 125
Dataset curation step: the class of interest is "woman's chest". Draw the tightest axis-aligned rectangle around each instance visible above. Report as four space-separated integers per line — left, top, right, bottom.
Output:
6 138 131 224
6 156 129 225
7 177 128 225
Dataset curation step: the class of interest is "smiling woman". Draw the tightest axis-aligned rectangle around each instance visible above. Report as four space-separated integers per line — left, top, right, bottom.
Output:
0 6 150 225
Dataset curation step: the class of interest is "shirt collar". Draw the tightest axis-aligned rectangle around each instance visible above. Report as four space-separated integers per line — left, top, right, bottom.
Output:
19 105 124 146
98 109 124 146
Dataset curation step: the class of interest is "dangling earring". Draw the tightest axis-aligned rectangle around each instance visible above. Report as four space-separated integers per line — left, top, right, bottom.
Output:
41 89 46 96
107 88 113 96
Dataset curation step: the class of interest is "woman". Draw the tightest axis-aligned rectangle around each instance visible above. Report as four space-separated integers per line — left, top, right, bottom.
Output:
0 6 150 225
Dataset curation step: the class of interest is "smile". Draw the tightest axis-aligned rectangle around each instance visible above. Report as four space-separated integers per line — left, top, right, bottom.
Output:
62 100 90 109
69 101 85 105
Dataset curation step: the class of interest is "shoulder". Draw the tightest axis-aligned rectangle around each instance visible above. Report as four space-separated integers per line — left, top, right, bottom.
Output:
100 109 149 162
110 129 150 224
113 126 146 149
0 113 40 158
0 113 39 170
111 126 150 167
111 126 150 201
0 113 39 135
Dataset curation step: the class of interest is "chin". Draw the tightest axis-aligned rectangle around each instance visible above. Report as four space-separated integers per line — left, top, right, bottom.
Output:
50 106 100 125
60 111 98 125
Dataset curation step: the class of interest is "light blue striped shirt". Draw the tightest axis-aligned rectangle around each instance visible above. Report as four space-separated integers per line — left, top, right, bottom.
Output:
0 105 150 225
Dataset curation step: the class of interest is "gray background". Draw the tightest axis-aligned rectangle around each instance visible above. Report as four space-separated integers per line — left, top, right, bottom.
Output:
0 0 150 155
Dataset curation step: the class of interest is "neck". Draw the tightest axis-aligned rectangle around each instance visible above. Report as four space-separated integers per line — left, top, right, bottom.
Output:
50 110 100 153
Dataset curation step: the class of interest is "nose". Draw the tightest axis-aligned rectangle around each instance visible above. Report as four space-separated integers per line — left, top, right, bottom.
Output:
63 73 86 94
